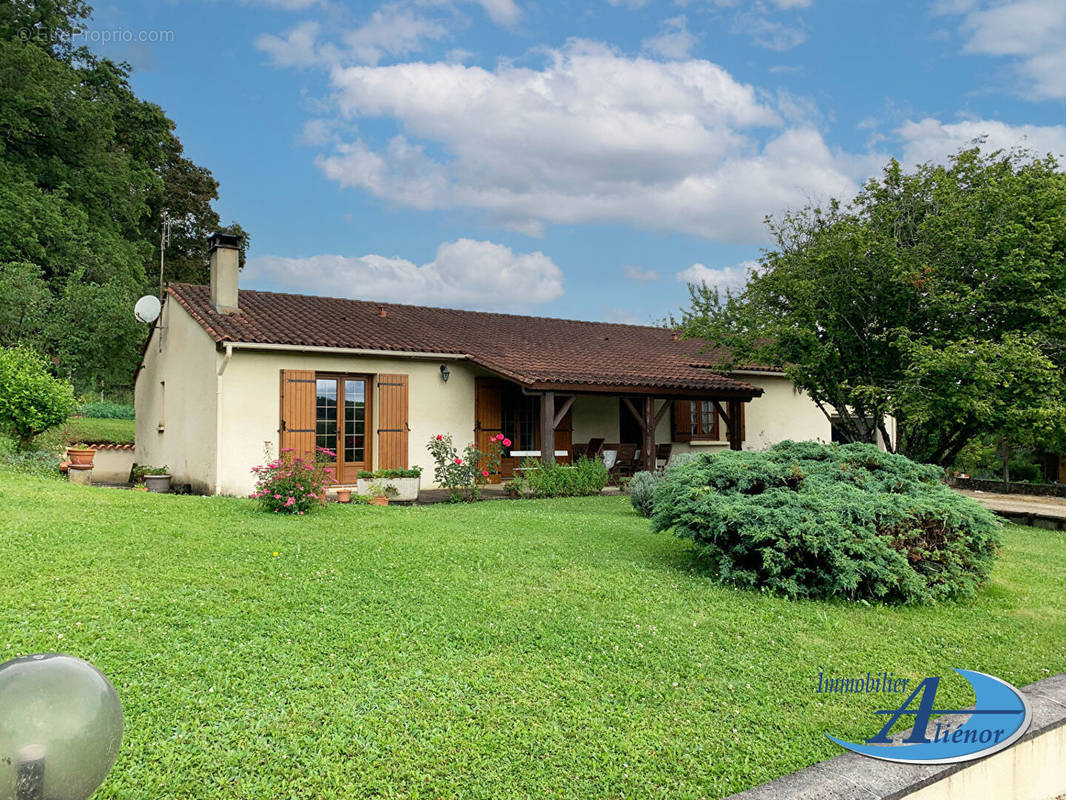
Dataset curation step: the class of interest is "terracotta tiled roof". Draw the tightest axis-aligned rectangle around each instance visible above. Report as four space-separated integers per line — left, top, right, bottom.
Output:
167 283 769 396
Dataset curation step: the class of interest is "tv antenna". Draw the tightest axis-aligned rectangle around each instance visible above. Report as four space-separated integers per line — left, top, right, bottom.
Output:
158 211 172 299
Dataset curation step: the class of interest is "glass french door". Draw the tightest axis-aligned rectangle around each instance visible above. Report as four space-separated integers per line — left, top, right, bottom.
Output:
315 374 371 483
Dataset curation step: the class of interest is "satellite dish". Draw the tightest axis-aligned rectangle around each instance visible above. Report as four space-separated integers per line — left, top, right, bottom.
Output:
134 295 161 324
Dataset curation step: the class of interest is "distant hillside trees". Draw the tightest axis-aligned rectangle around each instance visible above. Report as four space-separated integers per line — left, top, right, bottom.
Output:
675 149 1066 467
0 1 246 394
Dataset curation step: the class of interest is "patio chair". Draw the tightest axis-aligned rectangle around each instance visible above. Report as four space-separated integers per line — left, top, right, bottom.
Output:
612 443 638 480
655 443 673 472
584 438 605 460
572 443 587 461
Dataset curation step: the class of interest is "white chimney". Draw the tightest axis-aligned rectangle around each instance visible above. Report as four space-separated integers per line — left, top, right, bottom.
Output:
209 233 241 314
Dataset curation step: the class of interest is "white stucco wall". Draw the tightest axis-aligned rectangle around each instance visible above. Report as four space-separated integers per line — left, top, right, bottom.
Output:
215 350 483 497
134 300 220 494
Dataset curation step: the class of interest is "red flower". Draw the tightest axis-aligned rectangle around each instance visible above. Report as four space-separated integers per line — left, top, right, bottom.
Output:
481 470 489 477
454 457 463 465
502 438 511 447
436 434 443 440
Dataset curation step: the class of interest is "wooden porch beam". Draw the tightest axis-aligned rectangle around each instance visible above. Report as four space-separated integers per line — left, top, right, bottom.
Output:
653 399 671 428
728 399 742 451
622 397 646 431
642 396 656 472
712 400 731 427
540 390 556 466
553 394 576 429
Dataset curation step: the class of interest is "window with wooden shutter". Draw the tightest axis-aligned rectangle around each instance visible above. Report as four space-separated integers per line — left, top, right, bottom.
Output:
377 374 409 470
279 369 316 461
672 399 733 442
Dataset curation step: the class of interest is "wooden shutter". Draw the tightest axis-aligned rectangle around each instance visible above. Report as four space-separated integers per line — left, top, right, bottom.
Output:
671 400 692 442
279 369 316 461
377 374 409 470
475 377 504 482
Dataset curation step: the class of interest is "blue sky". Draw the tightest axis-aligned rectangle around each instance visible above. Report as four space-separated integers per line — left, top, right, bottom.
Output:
86 0 1066 323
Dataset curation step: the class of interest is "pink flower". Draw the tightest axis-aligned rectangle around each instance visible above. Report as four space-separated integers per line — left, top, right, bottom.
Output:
454 457 463 465
481 470 489 477
502 438 511 447
280 448 295 453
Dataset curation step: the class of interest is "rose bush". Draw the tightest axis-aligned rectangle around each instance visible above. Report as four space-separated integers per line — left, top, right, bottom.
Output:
427 433 504 502
251 446 335 514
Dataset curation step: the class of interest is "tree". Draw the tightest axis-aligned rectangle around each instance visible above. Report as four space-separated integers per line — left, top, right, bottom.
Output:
0 3 247 393
0 345 75 450
674 148 1066 466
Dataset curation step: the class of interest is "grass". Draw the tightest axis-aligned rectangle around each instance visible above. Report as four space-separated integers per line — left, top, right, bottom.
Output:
0 472 1063 799
33 416 136 450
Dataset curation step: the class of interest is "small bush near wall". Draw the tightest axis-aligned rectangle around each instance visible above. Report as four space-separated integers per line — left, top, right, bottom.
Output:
250 448 335 514
512 457 609 498
357 468 423 479
652 441 1002 604
629 471 660 517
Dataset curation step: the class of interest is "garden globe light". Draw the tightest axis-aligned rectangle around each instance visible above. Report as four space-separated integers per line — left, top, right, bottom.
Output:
0 654 123 800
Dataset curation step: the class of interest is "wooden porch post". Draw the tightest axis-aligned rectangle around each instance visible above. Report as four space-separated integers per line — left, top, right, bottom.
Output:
642 396 656 471
540 391 555 466
728 399 743 451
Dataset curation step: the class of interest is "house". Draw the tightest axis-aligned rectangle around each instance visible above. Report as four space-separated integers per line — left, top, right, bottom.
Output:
135 234 832 496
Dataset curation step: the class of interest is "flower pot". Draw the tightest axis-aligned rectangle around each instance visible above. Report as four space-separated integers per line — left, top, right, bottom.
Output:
356 476 420 501
335 488 352 503
144 474 172 493
66 447 95 468
369 496 389 506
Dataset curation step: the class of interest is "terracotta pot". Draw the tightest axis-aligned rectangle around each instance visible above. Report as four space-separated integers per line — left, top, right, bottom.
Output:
66 447 95 468
335 488 352 503
370 496 389 506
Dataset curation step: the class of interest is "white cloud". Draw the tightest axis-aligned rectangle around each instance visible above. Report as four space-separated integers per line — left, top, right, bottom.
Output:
623 265 661 281
731 8 808 51
315 42 860 242
344 5 449 65
942 0 1066 99
676 260 758 292
643 15 698 60
897 118 1066 165
256 21 329 68
243 239 563 310
472 0 521 26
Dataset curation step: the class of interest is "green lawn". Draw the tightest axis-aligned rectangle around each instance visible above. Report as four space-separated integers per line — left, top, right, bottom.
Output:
34 416 136 450
1 472 1063 799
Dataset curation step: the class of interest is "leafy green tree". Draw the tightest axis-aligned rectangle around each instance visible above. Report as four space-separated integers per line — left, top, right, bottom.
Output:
675 149 1066 466
0 2 247 393
0 345 75 450
0 262 50 348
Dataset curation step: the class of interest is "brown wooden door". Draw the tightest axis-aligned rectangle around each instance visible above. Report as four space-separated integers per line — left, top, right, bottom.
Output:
279 369 316 461
377 374 409 470
475 377 504 482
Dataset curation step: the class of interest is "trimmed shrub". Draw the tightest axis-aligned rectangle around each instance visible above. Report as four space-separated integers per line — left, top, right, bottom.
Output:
512 457 609 498
250 448 335 514
629 471 660 517
652 441 1001 604
77 401 135 420
0 346 76 450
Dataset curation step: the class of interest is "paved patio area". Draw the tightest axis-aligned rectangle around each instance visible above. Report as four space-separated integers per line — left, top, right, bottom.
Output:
956 489 1066 530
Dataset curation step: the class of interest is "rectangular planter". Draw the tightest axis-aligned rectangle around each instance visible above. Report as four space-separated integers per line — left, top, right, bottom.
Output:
356 476 420 502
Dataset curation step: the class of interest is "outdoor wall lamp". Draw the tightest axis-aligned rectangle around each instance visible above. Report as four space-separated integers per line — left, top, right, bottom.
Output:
440 364 450 383
0 654 123 800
